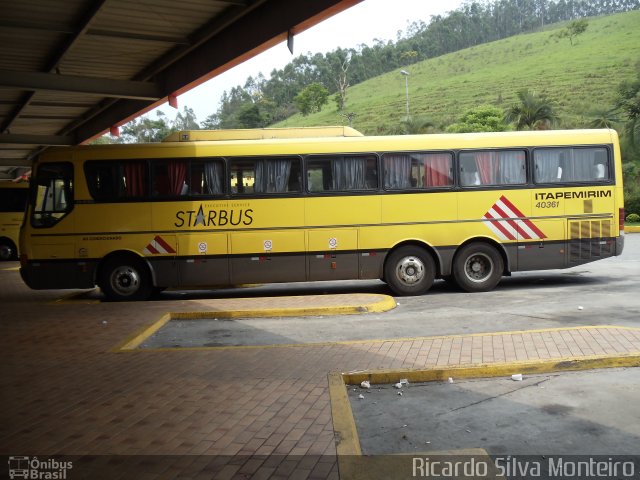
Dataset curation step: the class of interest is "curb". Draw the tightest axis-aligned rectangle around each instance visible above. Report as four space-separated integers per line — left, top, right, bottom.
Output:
115 293 396 351
328 344 640 464
625 225 640 233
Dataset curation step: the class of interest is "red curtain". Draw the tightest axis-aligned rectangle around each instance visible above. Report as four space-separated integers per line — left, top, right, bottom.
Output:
424 154 451 187
168 160 187 195
475 152 499 184
124 162 147 197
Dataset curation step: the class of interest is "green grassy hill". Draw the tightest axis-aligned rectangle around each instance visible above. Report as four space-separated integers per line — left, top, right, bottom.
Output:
275 10 640 134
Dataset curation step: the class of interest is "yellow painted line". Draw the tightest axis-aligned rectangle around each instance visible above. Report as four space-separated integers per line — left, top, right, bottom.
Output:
115 324 640 353
625 225 640 233
342 352 640 385
171 294 396 319
113 294 397 352
329 351 640 467
114 313 172 351
1 266 19 271
328 373 361 456
50 289 100 305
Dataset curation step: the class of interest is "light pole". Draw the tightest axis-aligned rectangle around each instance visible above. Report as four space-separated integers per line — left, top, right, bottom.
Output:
400 70 410 119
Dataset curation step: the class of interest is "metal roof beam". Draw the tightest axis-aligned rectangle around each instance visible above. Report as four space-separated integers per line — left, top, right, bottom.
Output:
0 21 190 45
0 0 107 135
73 0 360 142
0 157 33 167
0 134 74 146
0 70 163 100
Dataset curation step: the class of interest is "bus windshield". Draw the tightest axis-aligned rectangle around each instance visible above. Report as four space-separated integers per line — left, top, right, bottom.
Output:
31 162 73 228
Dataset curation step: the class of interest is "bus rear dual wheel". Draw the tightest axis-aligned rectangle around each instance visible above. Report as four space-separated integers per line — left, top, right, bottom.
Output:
452 243 504 293
384 243 503 296
99 255 153 301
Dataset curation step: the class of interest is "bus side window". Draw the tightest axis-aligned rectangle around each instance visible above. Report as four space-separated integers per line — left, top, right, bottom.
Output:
460 150 525 186
534 147 609 184
254 156 300 193
307 155 376 192
151 159 188 197
85 162 118 201
191 159 224 195
230 158 255 194
459 155 481 186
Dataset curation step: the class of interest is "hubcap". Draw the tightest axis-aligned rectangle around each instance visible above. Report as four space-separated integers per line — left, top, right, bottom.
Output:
464 253 493 283
397 256 425 285
110 266 140 296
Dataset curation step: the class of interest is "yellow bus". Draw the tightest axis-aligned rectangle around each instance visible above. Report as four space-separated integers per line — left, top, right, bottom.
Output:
19 127 624 301
0 181 29 261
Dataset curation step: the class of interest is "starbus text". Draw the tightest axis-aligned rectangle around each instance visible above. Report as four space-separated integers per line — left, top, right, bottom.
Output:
174 205 253 227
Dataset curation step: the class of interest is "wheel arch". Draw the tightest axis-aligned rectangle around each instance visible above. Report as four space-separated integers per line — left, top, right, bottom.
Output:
95 250 157 286
384 239 443 277
455 236 511 275
0 236 18 260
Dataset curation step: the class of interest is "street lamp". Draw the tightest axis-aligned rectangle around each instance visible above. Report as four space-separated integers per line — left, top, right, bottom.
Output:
400 70 410 119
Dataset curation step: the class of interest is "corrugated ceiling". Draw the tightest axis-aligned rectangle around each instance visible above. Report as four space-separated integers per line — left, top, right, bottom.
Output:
0 0 361 175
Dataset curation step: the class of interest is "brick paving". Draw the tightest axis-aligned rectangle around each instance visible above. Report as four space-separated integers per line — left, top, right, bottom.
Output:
1 264 640 478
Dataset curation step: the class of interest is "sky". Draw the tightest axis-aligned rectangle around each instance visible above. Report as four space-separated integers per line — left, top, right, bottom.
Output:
165 0 465 123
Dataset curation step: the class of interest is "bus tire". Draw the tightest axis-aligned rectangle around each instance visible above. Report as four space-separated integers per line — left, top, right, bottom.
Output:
452 243 503 293
0 238 16 261
99 255 152 301
384 246 435 296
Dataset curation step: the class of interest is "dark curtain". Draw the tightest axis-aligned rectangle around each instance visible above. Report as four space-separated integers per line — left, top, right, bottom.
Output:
124 162 147 197
168 160 187 195
475 152 499 185
424 154 452 187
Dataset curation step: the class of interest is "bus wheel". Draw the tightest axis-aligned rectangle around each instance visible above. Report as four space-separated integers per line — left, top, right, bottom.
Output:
384 246 435 296
99 255 152 301
0 239 16 261
453 243 503 293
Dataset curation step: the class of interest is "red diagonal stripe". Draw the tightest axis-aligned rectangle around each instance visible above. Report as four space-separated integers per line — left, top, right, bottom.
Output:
484 213 517 240
521 218 546 239
492 203 532 239
499 195 547 239
154 235 176 254
146 243 159 254
499 195 526 217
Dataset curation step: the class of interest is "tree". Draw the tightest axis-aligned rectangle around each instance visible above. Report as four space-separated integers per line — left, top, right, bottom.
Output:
554 18 589 45
119 111 172 143
294 83 329 116
315 49 352 111
447 105 509 133
616 75 640 147
401 115 435 134
587 107 621 129
504 90 558 130
237 103 267 128
172 106 200 131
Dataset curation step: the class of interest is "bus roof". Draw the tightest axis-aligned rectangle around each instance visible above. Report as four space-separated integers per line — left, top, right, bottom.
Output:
162 126 364 142
37 128 618 162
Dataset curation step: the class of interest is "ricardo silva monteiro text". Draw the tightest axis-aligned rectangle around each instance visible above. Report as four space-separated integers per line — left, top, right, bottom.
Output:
412 457 636 477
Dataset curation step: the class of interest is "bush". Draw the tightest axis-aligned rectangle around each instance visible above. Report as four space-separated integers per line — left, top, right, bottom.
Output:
626 213 640 223
625 192 640 219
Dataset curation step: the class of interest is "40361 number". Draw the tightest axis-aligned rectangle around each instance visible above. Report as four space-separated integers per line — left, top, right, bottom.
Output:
536 201 560 208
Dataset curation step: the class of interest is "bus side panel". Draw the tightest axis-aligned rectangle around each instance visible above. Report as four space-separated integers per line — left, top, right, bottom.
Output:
516 219 567 271
380 192 457 225
177 233 229 287
229 230 306 284
307 228 358 281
